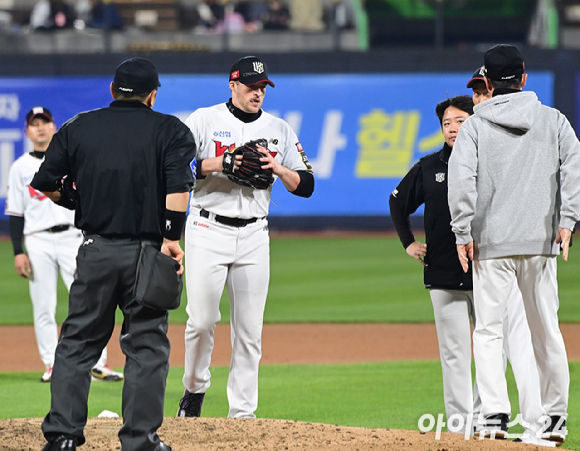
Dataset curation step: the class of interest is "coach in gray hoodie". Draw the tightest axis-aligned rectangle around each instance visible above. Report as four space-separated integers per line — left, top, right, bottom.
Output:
448 44 580 444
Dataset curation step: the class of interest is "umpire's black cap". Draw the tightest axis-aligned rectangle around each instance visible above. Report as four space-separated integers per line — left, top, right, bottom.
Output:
484 44 525 81
113 57 161 94
466 66 486 88
229 56 275 87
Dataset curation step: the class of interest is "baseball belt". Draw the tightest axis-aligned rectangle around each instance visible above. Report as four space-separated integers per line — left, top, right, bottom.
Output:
199 209 261 228
46 225 70 233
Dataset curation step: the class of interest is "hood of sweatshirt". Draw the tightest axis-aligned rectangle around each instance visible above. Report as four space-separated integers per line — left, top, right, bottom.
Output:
473 91 540 132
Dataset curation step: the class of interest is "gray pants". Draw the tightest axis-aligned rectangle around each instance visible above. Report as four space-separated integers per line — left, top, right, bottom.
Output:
42 235 170 451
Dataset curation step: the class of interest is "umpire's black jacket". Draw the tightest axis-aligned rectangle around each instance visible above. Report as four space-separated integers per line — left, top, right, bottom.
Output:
31 100 196 239
389 143 473 291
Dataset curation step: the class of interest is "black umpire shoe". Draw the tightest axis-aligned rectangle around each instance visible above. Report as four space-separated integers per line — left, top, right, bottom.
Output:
473 413 509 440
155 442 173 451
541 415 567 445
177 390 205 417
41 435 77 451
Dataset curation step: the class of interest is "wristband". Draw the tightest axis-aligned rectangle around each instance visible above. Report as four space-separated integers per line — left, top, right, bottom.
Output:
163 209 186 241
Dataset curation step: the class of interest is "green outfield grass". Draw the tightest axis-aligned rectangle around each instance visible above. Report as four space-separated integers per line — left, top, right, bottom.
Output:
2 236 580 325
1 235 579 449
1 362 579 449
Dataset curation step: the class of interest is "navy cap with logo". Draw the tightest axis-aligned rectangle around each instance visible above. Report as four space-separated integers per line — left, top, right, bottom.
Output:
113 57 161 94
26 106 54 126
484 44 525 81
466 66 486 88
229 56 275 87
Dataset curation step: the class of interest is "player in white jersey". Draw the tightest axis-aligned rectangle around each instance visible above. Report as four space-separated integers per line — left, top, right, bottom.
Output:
177 56 314 418
5 107 123 383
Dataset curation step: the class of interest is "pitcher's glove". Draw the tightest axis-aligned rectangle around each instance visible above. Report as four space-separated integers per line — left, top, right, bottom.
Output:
222 139 274 190
55 176 78 210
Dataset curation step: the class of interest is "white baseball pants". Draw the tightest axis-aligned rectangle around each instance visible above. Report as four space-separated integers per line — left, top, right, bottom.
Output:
431 285 543 435
473 256 568 421
25 228 107 370
429 289 479 434
503 285 544 435
183 213 270 418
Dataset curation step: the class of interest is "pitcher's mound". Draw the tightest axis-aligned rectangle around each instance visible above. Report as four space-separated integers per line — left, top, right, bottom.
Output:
0 417 546 450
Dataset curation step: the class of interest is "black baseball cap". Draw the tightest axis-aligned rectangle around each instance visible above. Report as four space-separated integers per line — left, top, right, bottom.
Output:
229 56 275 87
26 106 53 125
484 44 525 81
113 57 161 94
466 66 486 88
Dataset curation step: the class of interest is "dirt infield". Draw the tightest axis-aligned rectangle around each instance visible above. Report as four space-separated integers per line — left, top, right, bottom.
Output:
0 417 549 451
3 323 579 450
3 323 580 372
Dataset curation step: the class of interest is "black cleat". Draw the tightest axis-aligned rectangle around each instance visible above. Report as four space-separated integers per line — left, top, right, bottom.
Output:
474 413 509 440
177 390 205 417
541 416 567 445
41 435 77 451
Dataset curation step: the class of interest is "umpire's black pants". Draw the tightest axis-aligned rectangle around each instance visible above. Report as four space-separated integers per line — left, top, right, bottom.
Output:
42 235 170 451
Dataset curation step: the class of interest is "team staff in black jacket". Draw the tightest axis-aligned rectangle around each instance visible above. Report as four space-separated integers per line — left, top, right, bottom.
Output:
31 57 196 451
389 95 477 435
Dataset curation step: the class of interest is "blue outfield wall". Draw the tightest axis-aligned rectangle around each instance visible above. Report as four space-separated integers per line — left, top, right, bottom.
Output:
0 72 553 225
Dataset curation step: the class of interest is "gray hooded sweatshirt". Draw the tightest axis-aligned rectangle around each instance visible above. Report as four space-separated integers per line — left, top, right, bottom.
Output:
448 91 580 260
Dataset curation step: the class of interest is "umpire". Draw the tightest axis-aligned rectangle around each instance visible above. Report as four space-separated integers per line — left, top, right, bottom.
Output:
31 57 196 451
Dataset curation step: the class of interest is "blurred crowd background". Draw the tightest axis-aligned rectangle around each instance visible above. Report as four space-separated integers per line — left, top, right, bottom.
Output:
0 0 575 53
0 0 578 233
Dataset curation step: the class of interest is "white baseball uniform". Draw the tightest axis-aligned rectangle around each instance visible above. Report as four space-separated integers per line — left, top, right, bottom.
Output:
183 103 312 418
429 284 542 437
473 257 568 420
6 152 108 371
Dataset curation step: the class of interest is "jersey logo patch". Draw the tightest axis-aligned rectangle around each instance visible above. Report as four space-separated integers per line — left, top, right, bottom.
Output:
27 185 47 201
435 172 445 183
215 141 236 156
296 142 313 172
215 140 278 158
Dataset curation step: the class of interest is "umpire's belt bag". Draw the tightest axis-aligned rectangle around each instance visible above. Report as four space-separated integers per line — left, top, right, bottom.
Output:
133 241 182 311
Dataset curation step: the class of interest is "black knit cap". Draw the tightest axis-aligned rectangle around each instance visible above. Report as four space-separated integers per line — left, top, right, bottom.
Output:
484 44 525 81
229 56 275 87
113 57 161 94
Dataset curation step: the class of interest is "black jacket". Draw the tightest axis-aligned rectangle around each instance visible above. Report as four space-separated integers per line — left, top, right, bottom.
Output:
31 101 196 240
389 143 472 290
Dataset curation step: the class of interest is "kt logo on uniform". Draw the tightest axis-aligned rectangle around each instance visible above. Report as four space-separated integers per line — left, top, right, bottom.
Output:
214 141 277 158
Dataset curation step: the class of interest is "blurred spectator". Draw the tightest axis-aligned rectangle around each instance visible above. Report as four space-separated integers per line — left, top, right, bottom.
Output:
234 1 268 32
197 0 224 30
221 8 245 33
235 1 268 23
289 0 323 31
30 0 75 30
262 0 290 30
324 0 355 30
75 0 122 30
